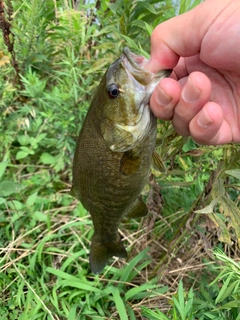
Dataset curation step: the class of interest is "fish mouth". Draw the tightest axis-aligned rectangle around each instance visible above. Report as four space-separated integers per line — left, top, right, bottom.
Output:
121 47 172 84
122 47 148 71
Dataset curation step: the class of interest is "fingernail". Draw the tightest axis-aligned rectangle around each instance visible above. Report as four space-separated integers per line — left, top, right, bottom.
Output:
156 86 172 106
182 78 201 102
197 106 213 128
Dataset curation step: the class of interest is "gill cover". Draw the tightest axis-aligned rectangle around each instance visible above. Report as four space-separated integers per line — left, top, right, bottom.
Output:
101 47 170 152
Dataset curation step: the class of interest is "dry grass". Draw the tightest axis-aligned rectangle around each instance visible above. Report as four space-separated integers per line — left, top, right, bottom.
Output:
1 165 240 319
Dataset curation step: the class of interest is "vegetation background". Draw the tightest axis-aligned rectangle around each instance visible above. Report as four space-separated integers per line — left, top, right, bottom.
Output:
0 0 240 319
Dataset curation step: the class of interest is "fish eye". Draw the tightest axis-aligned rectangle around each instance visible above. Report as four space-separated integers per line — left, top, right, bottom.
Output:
107 83 120 99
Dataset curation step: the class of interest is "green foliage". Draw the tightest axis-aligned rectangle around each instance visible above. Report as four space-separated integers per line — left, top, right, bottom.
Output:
97 0 175 55
192 249 240 320
1 0 240 319
142 280 194 320
178 0 202 14
195 149 240 245
142 251 240 320
44 248 168 319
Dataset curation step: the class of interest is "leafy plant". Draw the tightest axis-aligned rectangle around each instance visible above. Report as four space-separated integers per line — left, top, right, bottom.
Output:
142 280 194 320
1 0 240 319
193 249 240 320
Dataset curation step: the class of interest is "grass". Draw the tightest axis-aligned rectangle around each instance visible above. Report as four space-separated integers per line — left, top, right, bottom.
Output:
0 0 240 319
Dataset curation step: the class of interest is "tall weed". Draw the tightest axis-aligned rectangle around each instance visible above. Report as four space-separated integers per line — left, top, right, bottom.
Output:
1 0 240 319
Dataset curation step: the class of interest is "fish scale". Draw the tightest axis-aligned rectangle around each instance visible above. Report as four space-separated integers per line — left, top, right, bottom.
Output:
71 47 171 274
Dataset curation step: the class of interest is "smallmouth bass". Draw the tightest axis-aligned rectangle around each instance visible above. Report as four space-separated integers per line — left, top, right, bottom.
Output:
72 47 171 274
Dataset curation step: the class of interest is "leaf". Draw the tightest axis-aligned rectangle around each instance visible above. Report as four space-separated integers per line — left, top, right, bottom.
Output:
46 268 83 282
211 179 225 198
11 209 24 223
143 22 153 36
0 180 22 197
46 268 101 293
68 305 77 320
120 247 151 283
125 284 158 301
107 1 119 14
178 157 189 170
111 286 128 320
40 152 56 165
216 278 239 304
0 51 10 66
32 211 48 222
26 192 38 207
0 197 6 205
137 2 157 14
214 248 240 273
0 161 8 179
61 280 102 293
16 150 29 160
195 198 219 214
17 135 30 146
35 133 47 144
208 213 231 244
220 195 240 244
85 58 112 74
61 251 87 272
121 35 142 53
141 306 170 320
185 288 194 316
225 169 240 180
177 280 186 319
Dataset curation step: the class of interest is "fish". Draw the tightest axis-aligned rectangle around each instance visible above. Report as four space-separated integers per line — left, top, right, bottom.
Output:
71 47 171 274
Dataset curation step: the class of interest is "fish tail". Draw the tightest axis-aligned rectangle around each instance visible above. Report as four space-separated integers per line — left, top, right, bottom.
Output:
90 234 127 274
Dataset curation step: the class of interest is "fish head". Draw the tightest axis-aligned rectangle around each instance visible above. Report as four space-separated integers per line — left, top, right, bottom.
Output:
99 47 171 152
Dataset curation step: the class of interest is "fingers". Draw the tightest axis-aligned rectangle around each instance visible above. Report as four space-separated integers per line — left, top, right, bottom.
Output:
145 0 232 73
145 4 208 72
189 103 232 145
150 71 211 127
150 71 233 145
172 72 211 136
150 77 181 119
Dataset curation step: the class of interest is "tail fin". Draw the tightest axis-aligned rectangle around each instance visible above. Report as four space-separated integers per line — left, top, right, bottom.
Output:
90 235 127 274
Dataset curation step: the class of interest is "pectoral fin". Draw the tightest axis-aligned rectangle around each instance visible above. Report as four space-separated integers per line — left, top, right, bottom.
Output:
120 150 141 176
152 151 165 172
126 196 148 219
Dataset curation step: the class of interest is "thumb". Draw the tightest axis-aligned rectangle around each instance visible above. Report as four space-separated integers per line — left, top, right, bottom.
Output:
145 0 229 72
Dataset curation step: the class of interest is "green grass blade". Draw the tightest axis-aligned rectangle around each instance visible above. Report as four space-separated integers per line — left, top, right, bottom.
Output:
111 286 128 320
120 247 151 283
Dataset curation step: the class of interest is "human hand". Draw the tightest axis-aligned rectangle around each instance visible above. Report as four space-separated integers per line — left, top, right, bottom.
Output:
146 0 240 145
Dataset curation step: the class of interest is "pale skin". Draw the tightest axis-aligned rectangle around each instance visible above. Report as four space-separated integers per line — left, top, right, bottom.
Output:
145 0 240 145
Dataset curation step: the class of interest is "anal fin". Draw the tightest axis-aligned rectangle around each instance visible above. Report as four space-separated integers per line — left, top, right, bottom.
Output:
126 196 148 219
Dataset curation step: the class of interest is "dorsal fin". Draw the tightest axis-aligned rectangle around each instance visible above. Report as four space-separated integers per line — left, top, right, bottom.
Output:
152 151 165 172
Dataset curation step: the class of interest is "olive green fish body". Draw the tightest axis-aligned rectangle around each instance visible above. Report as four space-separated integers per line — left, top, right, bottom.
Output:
72 48 170 273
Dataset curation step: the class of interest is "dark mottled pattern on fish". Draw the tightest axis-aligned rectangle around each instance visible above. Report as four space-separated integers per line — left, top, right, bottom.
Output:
71 48 171 274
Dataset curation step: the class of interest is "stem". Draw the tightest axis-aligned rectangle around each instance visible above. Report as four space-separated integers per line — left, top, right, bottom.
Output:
151 168 217 278
0 0 22 88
